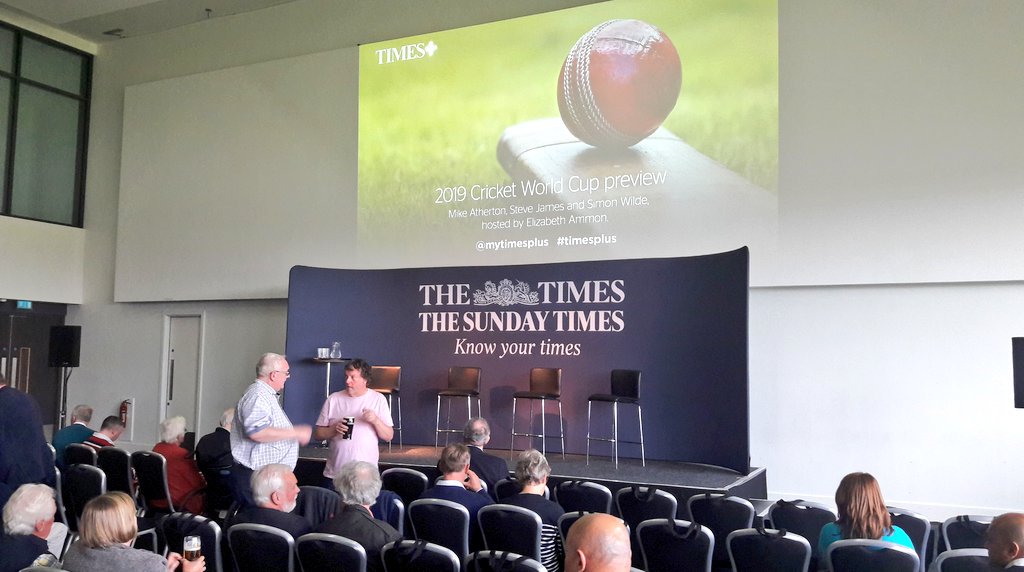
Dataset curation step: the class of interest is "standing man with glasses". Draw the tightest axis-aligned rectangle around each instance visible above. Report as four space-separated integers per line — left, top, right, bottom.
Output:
229 352 312 506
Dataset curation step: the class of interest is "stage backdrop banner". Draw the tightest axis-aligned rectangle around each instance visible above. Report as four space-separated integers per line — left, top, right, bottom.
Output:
284 248 750 473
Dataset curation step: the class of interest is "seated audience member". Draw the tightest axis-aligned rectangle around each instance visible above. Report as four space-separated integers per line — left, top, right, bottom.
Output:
52 404 94 468
817 472 915 558
62 491 204 572
419 443 493 551
564 513 631 572
0 484 61 571
505 449 565 572
987 512 1024 569
153 416 206 514
464 417 509 499
195 408 234 470
84 415 125 450
317 461 401 572
229 463 311 539
195 408 235 513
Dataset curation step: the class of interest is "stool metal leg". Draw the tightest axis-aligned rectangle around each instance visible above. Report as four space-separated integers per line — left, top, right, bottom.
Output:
434 395 442 448
538 399 545 456
612 402 619 470
557 399 565 459
585 400 592 465
637 404 646 467
510 397 518 461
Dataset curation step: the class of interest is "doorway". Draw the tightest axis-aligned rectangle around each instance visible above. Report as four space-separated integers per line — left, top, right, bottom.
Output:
161 315 204 434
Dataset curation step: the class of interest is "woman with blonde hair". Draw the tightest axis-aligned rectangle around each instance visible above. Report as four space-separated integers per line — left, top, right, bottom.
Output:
62 492 205 572
817 472 915 558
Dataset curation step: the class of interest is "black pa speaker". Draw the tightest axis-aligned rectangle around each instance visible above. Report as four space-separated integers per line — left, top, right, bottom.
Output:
48 325 81 368
1014 338 1024 408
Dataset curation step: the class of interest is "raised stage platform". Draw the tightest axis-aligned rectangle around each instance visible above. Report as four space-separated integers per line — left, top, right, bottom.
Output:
297 445 768 513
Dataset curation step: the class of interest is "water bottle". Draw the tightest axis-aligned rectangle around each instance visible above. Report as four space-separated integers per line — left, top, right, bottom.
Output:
329 341 342 359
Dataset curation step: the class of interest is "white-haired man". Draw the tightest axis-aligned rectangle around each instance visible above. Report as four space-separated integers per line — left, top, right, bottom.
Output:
228 463 310 539
464 417 508 499
0 484 62 570
317 461 400 572
196 408 235 470
230 352 313 505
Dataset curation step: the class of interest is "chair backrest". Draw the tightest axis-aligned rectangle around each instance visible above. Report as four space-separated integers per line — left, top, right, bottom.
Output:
296 532 367 572
370 366 402 392
131 450 175 512
382 539 461 572
727 527 811 572
466 550 548 572
228 523 296 572
386 495 405 537
408 498 470 560
63 463 107 532
161 512 224 572
555 481 613 514
96 447 134 496
609 369 641 399
767 499 836 563
888 506 931 571
637 518 714 572
293 485 341 530
617 486 679 569
942 515 993 551
201 466 235 513
929 548 990 572
826 539 920 572
478 504 542 561
53 466 67 526
65 443 97 466
448 366 482 392
381 468 429 507
557 511 592 548
528 368 561 396
686 493 755 565
494 478 521 502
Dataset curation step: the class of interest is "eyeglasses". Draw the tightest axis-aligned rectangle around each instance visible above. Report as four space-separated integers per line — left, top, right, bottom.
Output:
272 370 290 378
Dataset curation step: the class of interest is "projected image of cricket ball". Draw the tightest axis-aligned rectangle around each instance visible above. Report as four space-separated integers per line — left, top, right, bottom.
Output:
558 19 682 149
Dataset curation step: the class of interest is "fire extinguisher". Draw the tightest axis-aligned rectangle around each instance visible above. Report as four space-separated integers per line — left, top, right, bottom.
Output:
120 399 130 426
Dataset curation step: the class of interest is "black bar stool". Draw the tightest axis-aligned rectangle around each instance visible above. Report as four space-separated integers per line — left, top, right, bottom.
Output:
435 366 482 446
370 365 402 450
586 369 645 468
510 367 564 459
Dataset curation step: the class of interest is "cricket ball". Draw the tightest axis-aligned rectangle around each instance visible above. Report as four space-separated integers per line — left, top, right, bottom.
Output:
558 19 682 148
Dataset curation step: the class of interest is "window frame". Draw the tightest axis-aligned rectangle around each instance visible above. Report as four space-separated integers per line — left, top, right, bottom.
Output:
0 21 92 228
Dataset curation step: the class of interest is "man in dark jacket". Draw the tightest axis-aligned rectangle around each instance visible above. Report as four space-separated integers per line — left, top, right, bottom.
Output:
317 461 400 572
464 417 509 500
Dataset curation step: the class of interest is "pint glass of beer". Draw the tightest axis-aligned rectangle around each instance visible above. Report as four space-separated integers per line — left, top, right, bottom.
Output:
183 535 202 561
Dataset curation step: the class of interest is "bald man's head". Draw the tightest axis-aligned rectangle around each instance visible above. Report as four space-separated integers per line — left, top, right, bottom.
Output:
988 513 1024 567
565 513 631 572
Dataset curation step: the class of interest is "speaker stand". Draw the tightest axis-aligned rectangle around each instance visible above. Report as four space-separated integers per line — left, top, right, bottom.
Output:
57 367 74 430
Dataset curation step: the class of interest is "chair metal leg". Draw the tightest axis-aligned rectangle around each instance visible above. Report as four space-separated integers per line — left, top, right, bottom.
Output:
637 404 646 467
444 397 453 446
586 400 592 465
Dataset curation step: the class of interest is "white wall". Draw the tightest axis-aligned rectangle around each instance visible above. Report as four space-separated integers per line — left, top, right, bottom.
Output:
34 0 1024 521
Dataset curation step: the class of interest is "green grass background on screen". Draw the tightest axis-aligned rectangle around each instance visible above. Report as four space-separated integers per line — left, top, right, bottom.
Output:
358 0 777 234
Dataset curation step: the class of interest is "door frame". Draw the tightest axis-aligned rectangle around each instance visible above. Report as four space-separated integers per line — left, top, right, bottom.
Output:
158 312 207 436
